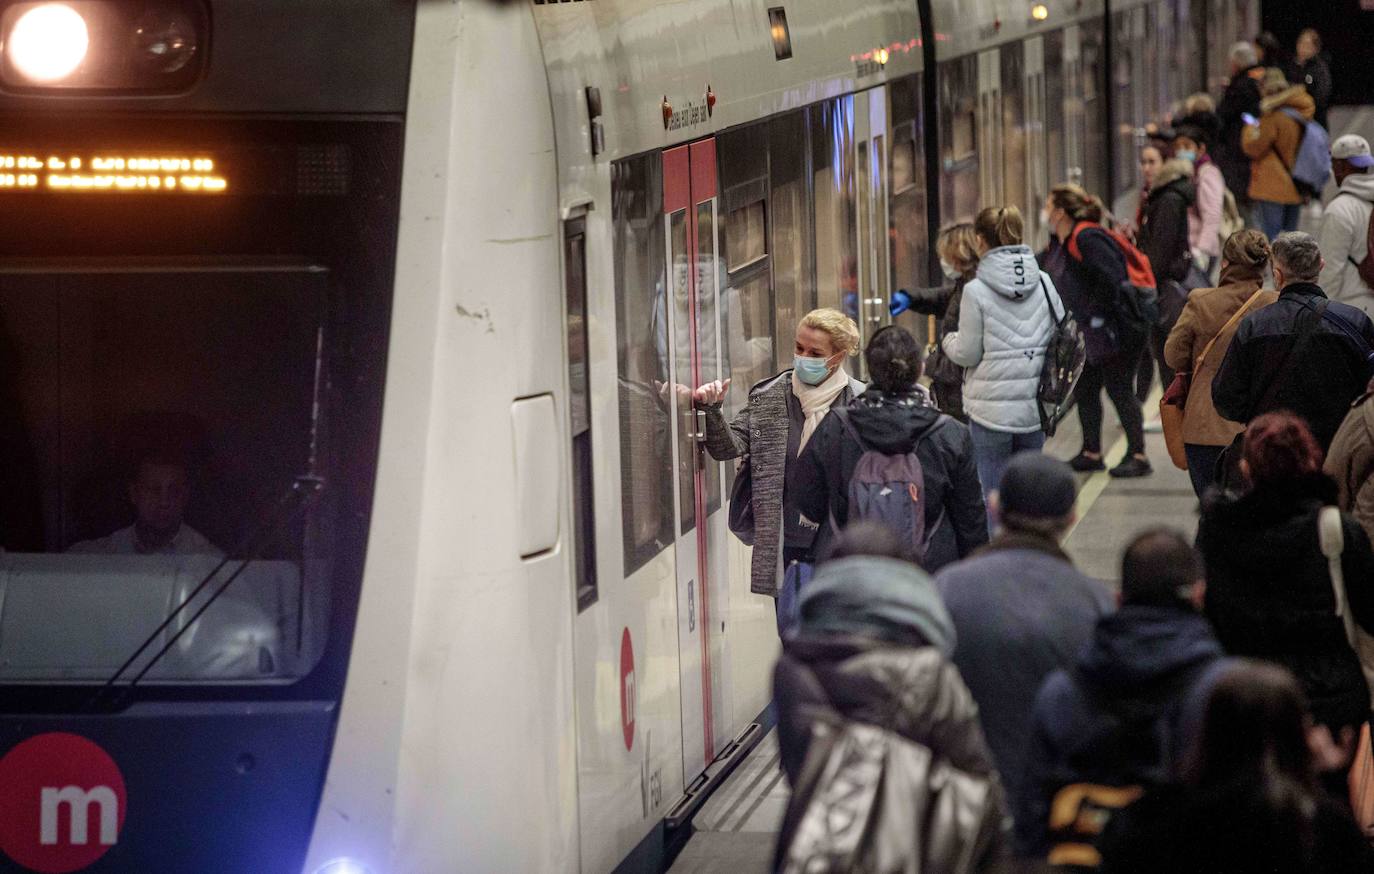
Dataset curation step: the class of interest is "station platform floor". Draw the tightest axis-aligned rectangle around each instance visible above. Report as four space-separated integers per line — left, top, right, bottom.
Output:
665 105 1374 874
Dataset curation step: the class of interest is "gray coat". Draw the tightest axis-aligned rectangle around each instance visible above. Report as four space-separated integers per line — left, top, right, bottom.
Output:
702 370 863 596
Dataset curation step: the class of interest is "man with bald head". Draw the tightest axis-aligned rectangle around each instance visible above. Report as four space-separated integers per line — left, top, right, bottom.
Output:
1213 231 1374 450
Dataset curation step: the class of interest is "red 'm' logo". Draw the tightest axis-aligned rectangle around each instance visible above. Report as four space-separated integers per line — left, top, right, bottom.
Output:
0 733 127 873
620 628 636 751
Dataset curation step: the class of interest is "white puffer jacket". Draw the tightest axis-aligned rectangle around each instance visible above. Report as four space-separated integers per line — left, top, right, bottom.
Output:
942 244 1064 433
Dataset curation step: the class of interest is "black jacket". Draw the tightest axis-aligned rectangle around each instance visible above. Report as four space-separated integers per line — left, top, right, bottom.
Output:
1285 55 1333 129
1138 167 1196 285
789 389 988 571
1216 64 1264 199
1100 779 1372 874
1197 473 1374 730
1016 606 1228 858
1041 227 1132 362
912 278 969 420
1211 282 1374 449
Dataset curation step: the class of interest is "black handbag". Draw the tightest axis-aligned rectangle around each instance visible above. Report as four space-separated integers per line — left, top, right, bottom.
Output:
1038 277 1088 436
727 456 755 545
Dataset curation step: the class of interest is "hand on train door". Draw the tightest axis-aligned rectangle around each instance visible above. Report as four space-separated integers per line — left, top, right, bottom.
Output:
693 379 731 407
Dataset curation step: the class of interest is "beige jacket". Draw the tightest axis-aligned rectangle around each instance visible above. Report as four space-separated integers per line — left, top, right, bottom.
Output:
1164 271 1278 446
1325 391 1374 544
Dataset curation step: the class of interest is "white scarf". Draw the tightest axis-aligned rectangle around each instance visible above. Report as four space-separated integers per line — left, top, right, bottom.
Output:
793 365 850 451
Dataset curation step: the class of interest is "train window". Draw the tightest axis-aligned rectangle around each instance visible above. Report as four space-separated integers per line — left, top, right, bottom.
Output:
1001 43 1029 221
1080 18 1109 203
611 153 675 576
0 267 329 683
811 96 857 320
889 74 929 344
565 218 598 612
1112 9 1141 204
726 201 768 273
1045 29 1069 186
940 56 980 223
768 110 813 373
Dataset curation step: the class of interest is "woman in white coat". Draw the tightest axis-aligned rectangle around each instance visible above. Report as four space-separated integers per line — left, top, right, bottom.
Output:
942 205 1065 503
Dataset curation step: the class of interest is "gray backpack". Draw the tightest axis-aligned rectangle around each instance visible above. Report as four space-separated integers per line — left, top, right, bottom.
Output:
834 410 942 562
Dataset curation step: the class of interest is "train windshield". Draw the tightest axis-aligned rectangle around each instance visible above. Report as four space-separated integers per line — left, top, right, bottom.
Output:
0 119 401 691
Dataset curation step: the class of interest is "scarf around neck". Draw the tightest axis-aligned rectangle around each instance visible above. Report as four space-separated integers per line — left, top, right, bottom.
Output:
793 364 849 451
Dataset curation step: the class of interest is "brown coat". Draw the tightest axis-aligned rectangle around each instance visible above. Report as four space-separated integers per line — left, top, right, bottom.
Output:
1242 85 1316 205
1325 391 1374 544
1164 273 1278 446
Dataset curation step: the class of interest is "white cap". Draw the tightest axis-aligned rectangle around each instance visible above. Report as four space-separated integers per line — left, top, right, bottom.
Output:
1332 134 1374 168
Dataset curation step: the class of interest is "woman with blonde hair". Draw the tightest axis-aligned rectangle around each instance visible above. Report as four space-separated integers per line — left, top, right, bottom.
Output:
941 206 1065 501
695 309 864 630
1164 229 1278 495
901 222 980 420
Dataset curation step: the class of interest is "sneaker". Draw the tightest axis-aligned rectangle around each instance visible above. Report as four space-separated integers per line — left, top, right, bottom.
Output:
1110 456 1154 478
1069 452 1107 472
1143 418 1164 433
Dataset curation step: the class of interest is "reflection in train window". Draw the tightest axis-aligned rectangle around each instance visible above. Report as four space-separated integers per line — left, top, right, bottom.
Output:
611 153 674 575
1080 18 1108 203
940 55 979 223
1001 43 1028 221
769 111 813 374
726 201 768 274
0 268 330 683
812 96 857 320
1045 28 1069 186
719 122 776 414
889 74 929 344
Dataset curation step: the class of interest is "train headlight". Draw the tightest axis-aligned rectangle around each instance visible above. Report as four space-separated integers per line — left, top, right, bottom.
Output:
6 3 89 83
0 0 207 93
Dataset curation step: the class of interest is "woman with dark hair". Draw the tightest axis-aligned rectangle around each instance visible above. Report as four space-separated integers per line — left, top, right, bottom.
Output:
790 326 988 572
1042 183 1151 477
1197 412 1374 761
1100 661 1372 873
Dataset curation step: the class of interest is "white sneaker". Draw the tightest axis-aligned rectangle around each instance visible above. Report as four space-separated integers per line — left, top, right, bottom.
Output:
1143 418 1164 433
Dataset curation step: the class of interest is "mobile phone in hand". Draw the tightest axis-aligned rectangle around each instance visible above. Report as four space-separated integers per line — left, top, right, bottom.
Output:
1242 112 1259 126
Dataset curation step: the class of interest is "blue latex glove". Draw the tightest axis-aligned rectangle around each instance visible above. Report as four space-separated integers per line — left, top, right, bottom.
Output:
889 289 912 317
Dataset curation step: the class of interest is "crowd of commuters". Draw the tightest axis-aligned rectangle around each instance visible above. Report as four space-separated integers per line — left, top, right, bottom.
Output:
692 23 1374 872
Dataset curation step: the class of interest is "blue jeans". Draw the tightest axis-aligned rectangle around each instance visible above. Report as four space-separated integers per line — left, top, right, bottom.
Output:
1184 443 1225 499
1253 200 1301 241
969 422 1047 515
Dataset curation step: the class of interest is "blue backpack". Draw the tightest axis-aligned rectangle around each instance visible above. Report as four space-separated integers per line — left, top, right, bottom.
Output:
1278 108 1332 198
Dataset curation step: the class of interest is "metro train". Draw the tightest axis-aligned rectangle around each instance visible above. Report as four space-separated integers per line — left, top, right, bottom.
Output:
0 1 1255 873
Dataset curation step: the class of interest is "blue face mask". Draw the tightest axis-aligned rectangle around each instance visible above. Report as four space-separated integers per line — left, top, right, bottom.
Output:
1176 150 1197 164
794 354 834 386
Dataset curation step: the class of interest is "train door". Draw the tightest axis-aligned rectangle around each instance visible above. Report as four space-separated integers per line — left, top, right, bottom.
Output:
662 140 730 776
1063 24 1086 188
977 49 1004 208
1024 36 1050 249
854 86 892 363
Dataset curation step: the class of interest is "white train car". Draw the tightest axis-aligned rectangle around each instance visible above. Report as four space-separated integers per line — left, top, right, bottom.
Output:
0 1 1252 873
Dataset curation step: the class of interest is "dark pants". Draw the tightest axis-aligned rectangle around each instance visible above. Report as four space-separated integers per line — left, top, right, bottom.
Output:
1135 327 1175 404
1077 343 1147 456
1184 443 1225 498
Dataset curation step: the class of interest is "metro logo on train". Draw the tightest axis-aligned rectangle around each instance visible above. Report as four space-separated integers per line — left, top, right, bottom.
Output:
0 733 126 874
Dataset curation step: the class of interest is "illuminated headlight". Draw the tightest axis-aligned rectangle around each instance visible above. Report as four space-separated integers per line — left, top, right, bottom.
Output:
313 859 374 874
0 1 206 92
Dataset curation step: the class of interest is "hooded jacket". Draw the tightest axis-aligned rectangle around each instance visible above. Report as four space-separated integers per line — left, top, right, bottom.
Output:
1318 172 1374 315
1138 160 1197 285
774 556 1006 871
1326 390 1374 543
935 532 1113 820
1211 282 1374 450
1197 472 1374 730
790 390 989 571
1016 606 1228 860
1242 85 1317 205
1164 266 1278 446
701 370 864 596
942 244 1065 433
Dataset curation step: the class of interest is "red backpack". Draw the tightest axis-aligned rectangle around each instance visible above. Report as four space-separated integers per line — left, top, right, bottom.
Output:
1066 221 1160 330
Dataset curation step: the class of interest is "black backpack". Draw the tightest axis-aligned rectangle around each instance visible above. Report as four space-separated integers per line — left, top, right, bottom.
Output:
1038 277 1087 436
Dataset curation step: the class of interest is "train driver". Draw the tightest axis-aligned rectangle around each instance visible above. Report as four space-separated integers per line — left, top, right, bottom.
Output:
68 453 222 556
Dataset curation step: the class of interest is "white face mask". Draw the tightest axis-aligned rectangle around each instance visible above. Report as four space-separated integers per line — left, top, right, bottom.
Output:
940 259 962 280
